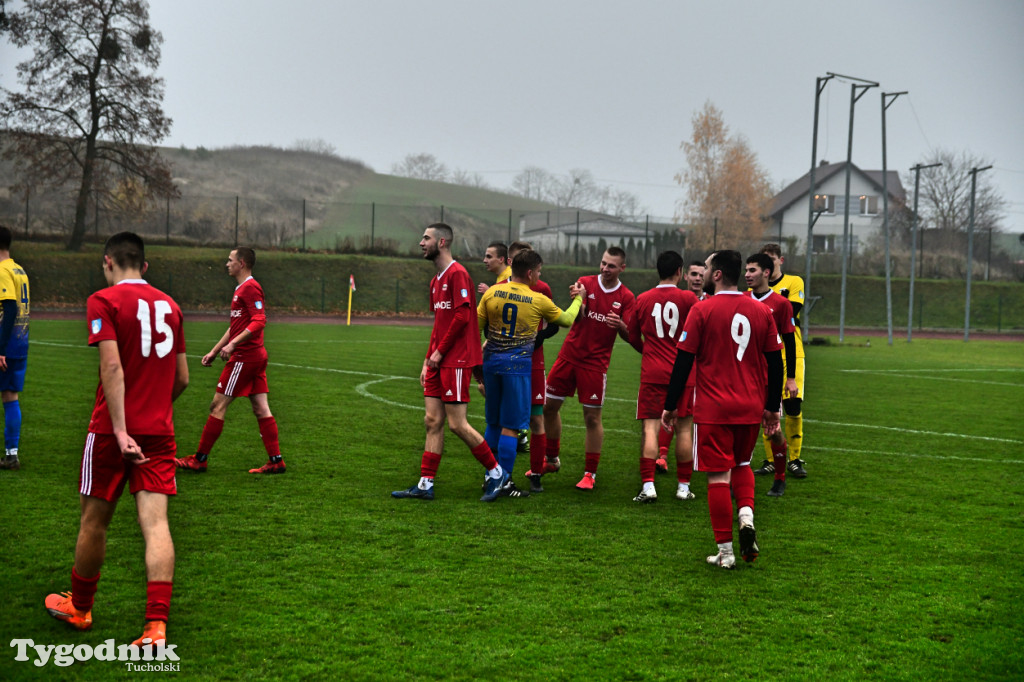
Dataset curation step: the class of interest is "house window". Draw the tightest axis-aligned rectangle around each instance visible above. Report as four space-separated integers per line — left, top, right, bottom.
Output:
859 195 878 215
812 234 837 253
813 194 834 214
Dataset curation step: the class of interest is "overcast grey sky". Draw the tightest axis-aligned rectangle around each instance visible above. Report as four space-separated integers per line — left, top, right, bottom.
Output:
5 0 1024 229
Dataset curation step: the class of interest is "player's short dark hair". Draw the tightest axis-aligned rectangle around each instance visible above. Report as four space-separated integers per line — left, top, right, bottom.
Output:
760 243 782 258
105 232 146 271
656 250 683 280
0 225 12 251
487 241 508 261
746 253 774 273
605 246 626 262
710 250 743 287
234 246 256 269
688 260 705 270
508 241 532 258
428 222 453 246
511 249 543 278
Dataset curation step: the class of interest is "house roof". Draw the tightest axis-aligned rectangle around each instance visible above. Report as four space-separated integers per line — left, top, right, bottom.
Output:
522 217 650 238
771 161 906 218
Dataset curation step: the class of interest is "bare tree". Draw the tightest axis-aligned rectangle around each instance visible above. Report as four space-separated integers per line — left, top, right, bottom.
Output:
391 153 449 182
450 168 491 189
511 165 644 215
511 166 554 201
291 138 338 157
908 149 1006 233
675 101 772 250
1 0 175 251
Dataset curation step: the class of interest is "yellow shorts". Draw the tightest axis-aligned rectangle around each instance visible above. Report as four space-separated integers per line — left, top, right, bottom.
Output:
783 357 805 401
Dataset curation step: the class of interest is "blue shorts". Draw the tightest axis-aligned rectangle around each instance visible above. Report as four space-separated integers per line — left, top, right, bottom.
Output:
0 357 27 393
483 371 531 432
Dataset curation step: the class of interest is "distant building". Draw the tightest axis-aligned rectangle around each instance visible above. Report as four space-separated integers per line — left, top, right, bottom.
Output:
769 161 906 254
520 209 654 253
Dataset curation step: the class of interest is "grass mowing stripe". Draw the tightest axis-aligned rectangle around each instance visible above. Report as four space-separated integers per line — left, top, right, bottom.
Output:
805 445 1024 465
837 371 1022 388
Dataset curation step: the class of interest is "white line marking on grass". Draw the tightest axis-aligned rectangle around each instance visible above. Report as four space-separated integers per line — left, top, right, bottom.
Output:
806 419 1022 444
354 377 421 411
842 368 1023 373
838 371 1022 388
805 445 1023 465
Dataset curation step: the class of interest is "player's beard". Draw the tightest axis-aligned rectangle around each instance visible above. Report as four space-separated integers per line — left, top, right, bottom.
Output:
702 278 716 297
422 244 440 261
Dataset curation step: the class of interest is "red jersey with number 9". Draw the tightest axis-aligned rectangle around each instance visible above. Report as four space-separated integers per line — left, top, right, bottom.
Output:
677 291 781 424
87 280 186 436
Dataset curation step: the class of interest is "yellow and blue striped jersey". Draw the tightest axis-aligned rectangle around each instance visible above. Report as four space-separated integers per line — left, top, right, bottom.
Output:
478 281 581 373
0 258 29 358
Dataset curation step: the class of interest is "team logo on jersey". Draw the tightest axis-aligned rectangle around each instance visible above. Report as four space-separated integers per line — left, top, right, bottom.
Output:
798 291 804 300
588 293 596 299
233 295 239 302
91 319 102 334
681 331 687 342
791 317 796 326
442 284 448 291
255 301 263 310
612 302 621 309
460 288 468 298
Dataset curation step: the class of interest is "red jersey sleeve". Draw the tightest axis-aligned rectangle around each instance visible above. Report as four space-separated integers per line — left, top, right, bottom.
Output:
87 292 118 346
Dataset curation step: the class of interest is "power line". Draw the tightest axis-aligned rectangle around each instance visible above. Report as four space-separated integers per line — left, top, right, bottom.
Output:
906 96 934 152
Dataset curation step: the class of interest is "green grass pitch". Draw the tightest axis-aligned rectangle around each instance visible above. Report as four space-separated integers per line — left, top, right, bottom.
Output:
1 319 1021 680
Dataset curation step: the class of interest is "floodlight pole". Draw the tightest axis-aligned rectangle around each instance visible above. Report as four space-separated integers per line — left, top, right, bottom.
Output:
803 73 834 340
836 74 879 343
907 162 941 342
881 91 907 346
964 165 993 341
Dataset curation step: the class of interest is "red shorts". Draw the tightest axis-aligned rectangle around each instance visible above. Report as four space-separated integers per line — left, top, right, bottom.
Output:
217 358 269 397
423 365 473 403
692 423 760 473
79 433 177 502
546 357 606 407
531 361 547 407
636 382 691 420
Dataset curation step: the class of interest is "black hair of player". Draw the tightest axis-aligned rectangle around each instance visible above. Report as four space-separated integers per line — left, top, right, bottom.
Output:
760 242 782 259
656 250 683 280
710 250 743 287
511 249 543 279
746 253 774 274
689 260 705 269
104 231 146 271
0 225 12 251
606 245 626 261
428 222 454 246
487 241 509 262
234 246 256 269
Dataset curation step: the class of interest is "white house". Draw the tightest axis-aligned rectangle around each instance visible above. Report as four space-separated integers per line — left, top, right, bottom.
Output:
519 209 652 254
769 161 906 254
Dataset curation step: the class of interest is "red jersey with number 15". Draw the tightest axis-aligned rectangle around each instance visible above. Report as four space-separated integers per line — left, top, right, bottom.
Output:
87 280 186 436
629 284 699 384
229 276 267 362
428 260 482 368
678 291 782 425
557 274 634 373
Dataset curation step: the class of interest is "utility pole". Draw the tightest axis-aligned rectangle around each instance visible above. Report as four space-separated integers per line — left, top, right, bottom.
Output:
881 91 907 346
803 73 834 340
907 161 941 342
835 73 879 343
964 165 993 341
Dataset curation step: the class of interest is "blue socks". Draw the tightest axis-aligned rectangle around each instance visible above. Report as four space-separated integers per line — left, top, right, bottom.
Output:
4 400 20 451
497 434 518 475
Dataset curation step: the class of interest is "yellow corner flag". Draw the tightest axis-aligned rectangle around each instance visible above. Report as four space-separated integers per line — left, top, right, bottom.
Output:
346 274 356 326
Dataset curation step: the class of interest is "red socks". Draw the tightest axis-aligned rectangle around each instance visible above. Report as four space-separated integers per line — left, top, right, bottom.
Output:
640 457 657 483
530 433 546 474
707 482 734 543
772 439 788 481
197 416 224 456
420 451 441 478
584 452 600 474
144 581 173 623
547 438 560 461
470 441 498 471
732 465 755 511
676 458 693 484
71 567 99 612
257 416 280 457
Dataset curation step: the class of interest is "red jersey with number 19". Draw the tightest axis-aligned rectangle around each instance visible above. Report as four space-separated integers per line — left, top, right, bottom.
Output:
678 291 782 425
629 285 699 384
556 274 634 373
87 280 186 436
230 276 267 362
428 260 482 368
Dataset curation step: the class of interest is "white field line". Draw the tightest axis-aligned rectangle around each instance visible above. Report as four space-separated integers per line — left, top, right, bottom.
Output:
804 445 1023 466
33 341 1015 446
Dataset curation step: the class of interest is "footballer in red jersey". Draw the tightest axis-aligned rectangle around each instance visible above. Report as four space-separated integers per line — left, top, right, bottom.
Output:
626 251 699 503
392 223 504 501
663 250 783 569
745 253 798 497
175 247 284 474
46 232 189 648
543 247 635 490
